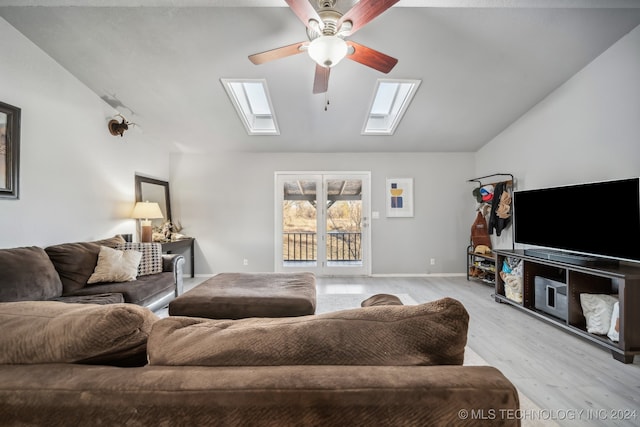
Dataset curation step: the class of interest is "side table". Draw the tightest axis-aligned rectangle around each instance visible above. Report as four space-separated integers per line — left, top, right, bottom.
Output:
161 237 195 278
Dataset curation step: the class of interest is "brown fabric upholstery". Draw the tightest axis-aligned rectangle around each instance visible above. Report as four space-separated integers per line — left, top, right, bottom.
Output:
168 272 316 319
0 246 63 301
44 236 125 294
52 293 125 305
0 293 520 425
150 297 468 367
361 293 404 307
64 271 176 307
0 364 520 426
1 237 181 313
0 301 157 366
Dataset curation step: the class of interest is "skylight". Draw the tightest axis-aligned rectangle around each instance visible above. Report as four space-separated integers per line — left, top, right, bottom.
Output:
362 79 421 135
221 79 279 135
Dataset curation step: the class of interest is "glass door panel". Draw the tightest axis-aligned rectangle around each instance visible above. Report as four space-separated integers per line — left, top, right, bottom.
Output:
276 172 369 276
282 179 318 268
323 174 369 276
326 178 363 267
276 174 323 272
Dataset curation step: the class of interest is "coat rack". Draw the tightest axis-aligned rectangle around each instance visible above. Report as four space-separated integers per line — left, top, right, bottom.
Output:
467 173 515 250
467 173 514 188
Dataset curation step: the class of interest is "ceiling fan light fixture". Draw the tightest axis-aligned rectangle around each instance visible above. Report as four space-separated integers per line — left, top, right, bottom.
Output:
308 35 347 68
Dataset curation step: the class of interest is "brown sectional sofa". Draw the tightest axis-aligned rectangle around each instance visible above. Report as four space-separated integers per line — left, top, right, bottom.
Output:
0 296 521 426
0 235 184 311
1 364 519 426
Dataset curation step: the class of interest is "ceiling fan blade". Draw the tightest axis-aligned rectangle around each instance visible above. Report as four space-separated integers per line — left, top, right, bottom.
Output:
248 41 307 65
346 41 398 74
285 0 324 32
338 0 400 36
313 64 330 94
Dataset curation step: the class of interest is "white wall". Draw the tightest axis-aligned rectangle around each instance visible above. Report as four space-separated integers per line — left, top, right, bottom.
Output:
171 152 475 276
6 16 635 272
0 18 170 248
173 25 640 276
476 24 640 249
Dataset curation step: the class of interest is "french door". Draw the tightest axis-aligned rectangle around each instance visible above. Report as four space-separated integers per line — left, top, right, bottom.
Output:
275 172 370 276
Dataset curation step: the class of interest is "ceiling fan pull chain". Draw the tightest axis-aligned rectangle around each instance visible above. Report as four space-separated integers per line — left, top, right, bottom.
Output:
324 93 330 111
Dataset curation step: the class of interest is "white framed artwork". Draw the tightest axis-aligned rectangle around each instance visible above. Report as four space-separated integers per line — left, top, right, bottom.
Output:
386 178 413 217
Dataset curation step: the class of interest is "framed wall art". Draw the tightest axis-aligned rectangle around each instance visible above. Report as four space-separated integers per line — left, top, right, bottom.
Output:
0 101 21 200
386 178 413 217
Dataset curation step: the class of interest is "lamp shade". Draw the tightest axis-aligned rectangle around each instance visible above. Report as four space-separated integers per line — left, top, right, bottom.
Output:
308 35 348 68
131 201 164 220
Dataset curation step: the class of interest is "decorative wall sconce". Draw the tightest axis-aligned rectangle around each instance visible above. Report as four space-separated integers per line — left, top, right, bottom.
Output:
108 114 133 137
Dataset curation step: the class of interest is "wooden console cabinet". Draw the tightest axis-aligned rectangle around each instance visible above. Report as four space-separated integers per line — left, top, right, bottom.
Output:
494 249 640 363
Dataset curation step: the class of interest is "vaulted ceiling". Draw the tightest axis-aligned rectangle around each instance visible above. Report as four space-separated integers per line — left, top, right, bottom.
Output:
1 0 639 153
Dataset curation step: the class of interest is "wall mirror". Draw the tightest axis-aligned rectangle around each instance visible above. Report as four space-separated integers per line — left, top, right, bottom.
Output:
135 174 172 229
0 101 21 199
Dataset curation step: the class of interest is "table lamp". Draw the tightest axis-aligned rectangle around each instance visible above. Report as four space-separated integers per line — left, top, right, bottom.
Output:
131 201 164 242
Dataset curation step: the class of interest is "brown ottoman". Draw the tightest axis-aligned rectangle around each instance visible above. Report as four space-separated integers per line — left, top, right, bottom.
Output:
168 272 316 319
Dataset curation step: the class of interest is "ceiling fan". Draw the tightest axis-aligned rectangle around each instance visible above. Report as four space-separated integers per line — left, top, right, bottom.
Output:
248 0 399 94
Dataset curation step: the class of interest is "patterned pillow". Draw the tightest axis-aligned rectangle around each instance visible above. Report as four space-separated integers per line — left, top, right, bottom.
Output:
115 242 163 276
580 293 618 335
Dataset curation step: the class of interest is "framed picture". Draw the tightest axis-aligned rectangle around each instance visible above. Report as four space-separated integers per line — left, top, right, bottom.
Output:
386 178 413 217
0 101 21 200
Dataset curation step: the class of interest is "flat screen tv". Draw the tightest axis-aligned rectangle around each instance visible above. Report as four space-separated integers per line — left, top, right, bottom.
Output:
513 177 640 264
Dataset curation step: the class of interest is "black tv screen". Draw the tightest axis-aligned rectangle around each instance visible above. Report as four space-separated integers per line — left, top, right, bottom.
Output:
513 178 640 263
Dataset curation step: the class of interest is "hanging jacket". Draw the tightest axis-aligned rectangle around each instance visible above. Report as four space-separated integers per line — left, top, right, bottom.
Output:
488 181 511 236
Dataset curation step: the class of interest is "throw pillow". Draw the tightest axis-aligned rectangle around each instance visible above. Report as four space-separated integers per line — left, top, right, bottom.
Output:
361 293 404 307
0 301 158 366
607 301 620 342
148 297 469 367
114 242 163 276
87 246 142 284
45 235 126 293
580 293 618 335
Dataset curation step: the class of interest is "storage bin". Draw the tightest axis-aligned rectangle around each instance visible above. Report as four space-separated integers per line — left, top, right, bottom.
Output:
534 276 568 320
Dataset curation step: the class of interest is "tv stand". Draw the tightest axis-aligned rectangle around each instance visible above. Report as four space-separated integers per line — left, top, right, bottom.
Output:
495 249 640 363
523 249 620 267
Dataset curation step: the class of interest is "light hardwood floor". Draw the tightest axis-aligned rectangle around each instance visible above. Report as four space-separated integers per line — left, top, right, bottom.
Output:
179 275 639 427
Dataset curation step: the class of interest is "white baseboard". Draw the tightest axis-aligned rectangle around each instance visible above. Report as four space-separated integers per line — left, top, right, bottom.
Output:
371 273 466 278
186 273 467 278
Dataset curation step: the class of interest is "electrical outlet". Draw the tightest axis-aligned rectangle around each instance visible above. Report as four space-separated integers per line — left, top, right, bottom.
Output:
430 258 436 265
243 259 248 266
